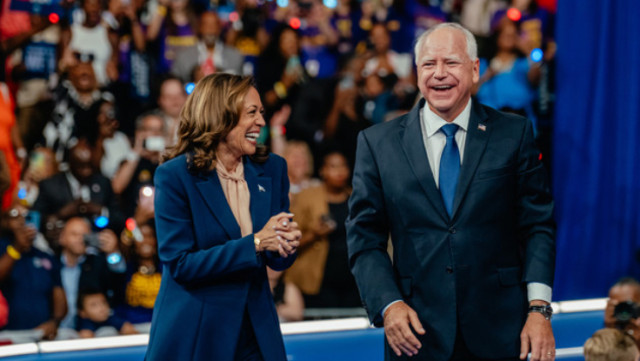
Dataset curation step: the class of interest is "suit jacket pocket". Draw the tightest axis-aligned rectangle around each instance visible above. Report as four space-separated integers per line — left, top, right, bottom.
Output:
477 165 514 180
498 267 522 287
399 277 413 298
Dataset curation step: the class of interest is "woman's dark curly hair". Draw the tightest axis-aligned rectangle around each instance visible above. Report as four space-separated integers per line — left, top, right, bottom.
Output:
162 73 268 172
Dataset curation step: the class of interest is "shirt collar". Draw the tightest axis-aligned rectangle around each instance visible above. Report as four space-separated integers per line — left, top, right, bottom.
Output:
422 98 472 138
61 252 86 268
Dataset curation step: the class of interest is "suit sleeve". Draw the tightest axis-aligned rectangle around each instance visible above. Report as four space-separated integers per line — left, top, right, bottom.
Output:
346 131 402 327
265 157 296 271
516 119 556 288
154 164 260 286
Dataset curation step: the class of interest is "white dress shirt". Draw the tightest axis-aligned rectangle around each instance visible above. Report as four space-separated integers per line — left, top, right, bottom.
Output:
420 99 471 188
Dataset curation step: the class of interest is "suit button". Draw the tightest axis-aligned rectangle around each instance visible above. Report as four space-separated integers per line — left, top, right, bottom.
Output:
446 266 453 274
449 227 456 234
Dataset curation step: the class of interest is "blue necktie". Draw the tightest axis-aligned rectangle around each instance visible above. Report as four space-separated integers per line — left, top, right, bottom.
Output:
439 124 460 217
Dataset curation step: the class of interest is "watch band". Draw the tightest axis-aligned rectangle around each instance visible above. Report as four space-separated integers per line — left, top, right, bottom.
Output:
528 305 553 320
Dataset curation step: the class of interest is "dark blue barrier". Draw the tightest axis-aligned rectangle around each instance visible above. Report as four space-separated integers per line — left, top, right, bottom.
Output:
0 311 604 361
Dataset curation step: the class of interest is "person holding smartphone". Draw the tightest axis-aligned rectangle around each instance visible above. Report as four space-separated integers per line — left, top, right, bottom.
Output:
285 151 360 309
112 112 166 218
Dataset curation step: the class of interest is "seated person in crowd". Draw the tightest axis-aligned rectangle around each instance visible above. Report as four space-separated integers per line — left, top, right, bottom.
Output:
42 59 114 166
584 328 639 361
58 217 126 330
33 141 124 243
93 100 132 180
111 112 164 218
116 216 162 324
76 289 137 338
170 11 244 83
156 77 187 147
0 200 66 340
285 152 360 308
605 277 640 349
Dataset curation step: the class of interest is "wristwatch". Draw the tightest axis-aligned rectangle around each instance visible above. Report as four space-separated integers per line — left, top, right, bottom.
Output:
528 305 553 320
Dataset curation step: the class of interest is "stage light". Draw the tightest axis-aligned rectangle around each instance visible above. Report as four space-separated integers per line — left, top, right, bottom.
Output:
126 218 136 231
95 216 109 228
107 253 122 265
276 0 288 7
289 17 301 29
48 13 59 24
507 8 521 21
539 153 543 161
530 48 544 62
229 11 239 22
185 82 195 94
323 0 337 8
17 188 27 199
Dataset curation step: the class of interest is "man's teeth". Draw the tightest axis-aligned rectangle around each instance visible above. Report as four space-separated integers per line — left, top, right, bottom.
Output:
434 85 453 90
245 133 259 141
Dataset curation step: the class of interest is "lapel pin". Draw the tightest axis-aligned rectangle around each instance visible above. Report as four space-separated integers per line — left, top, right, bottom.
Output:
258 185 266 192
478 123 486 131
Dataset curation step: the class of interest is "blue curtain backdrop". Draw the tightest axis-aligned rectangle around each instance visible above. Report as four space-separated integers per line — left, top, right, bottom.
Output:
553 0 640 300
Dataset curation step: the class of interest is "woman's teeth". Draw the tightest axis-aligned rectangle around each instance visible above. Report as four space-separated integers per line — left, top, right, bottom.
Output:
245 133 259 141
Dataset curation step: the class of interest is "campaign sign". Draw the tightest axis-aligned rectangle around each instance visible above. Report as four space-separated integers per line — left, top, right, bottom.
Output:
23 42 57 79
10 0 64 16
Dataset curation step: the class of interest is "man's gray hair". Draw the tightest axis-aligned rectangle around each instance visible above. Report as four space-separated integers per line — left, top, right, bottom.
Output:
414 22 478 65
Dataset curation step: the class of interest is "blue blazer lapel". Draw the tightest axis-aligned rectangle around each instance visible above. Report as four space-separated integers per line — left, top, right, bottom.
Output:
243 158 271 231
399 99 449 222
195 170 242 240
451 100 491 217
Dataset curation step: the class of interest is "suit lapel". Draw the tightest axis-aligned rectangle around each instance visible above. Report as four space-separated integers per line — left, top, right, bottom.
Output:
451 100 491 217
243 158 271 231
195 170 242 240
399 99 449 222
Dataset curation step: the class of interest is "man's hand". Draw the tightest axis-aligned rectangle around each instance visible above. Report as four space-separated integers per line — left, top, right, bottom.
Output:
520 312 555 361
35 320 58 340
383 301 425 357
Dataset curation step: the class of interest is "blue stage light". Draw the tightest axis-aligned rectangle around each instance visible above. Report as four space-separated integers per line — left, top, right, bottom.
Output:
185 82 196 95
530 48 544 63
277 0 288 7
107 253 122 265
323 0 337 8
95 216 109 228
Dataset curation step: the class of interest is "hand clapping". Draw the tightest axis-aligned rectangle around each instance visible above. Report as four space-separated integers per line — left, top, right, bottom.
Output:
255 212 301 258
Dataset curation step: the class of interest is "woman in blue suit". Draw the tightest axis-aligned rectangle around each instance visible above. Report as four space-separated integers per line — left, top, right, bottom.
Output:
146 73 301 361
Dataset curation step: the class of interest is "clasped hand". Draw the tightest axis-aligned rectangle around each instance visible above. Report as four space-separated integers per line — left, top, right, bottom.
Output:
255 212 301 258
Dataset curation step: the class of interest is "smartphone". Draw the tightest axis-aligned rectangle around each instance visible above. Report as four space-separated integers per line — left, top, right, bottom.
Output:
25 210 41 230
339 75 354 90
144 136 165 152
321 214 337 231
84 233 101 249
139 185 155 211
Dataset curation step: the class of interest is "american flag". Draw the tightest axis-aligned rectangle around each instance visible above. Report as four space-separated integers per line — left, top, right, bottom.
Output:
478 124 487 131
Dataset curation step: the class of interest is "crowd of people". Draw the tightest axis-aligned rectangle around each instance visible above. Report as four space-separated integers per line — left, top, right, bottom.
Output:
0 0 557 341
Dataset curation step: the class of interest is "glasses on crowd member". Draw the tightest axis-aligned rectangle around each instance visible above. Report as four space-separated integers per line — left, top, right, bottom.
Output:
7 208 28 219
73 52 95 63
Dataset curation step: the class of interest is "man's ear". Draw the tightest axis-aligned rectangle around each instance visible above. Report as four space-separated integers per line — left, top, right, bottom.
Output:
472 58 480 84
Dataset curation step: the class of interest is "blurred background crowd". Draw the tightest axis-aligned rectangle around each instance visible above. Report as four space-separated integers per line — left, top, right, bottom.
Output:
0 0 558 342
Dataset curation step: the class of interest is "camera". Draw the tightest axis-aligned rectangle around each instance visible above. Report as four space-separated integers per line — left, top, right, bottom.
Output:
614 301 640 323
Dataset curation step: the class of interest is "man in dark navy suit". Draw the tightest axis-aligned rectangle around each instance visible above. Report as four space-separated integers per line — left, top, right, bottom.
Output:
346 23 556 361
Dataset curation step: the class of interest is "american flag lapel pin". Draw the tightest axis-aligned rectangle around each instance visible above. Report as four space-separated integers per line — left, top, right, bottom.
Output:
478 123 487 131
258 185 266 192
